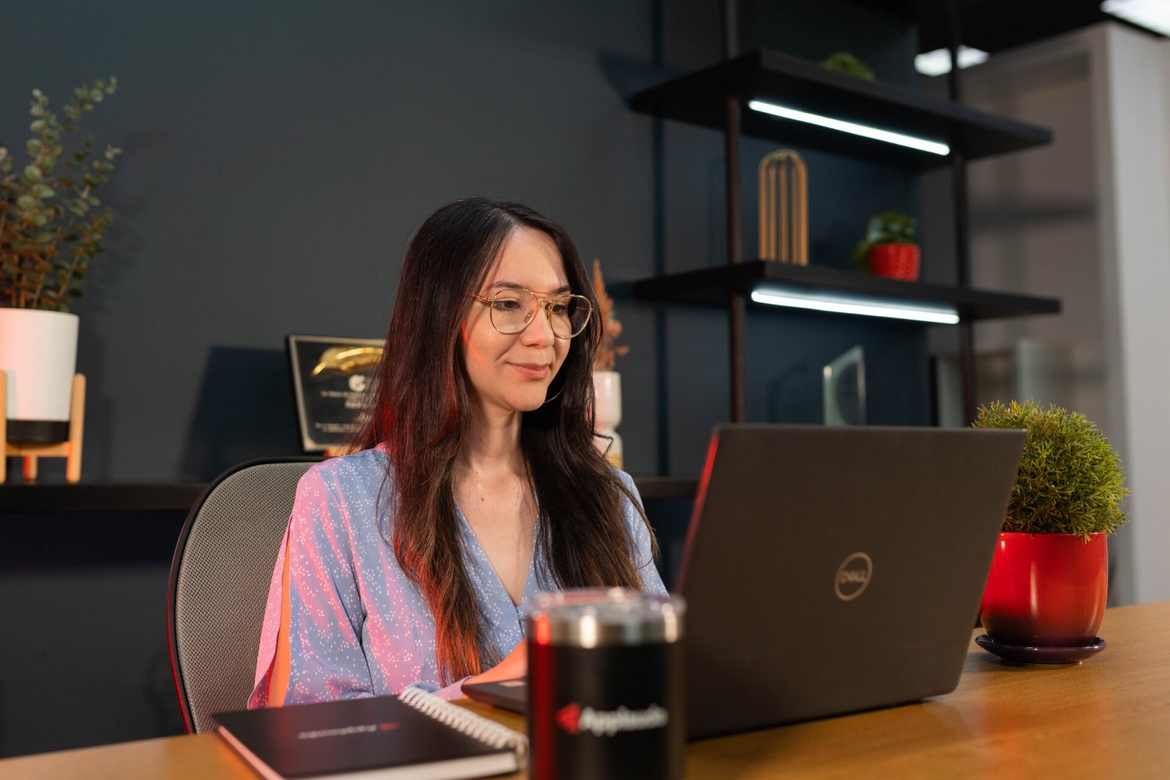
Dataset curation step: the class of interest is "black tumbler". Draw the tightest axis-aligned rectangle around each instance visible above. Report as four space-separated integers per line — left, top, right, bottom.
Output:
526 588 686 780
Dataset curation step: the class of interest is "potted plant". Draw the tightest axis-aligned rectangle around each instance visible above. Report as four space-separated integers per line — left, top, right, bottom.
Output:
0 79 120 445
591 260 629 468
851 212 919 281
972 401 1128 660
821 52 875 81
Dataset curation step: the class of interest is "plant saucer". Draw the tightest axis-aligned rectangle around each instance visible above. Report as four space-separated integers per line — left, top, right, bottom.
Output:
975 634 1107 665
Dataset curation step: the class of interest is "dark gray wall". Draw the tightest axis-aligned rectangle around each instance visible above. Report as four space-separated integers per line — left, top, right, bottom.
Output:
1 0 933 757
0 562 183 756
2 0 926 483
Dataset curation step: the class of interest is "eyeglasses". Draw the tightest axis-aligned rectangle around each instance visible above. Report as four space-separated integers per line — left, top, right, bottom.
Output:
469 287 593 339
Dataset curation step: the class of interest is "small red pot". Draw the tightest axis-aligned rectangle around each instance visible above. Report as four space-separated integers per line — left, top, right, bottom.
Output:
867 243 920 280
979 532 1108 647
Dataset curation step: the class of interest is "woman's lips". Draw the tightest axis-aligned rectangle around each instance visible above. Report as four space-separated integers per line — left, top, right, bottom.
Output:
509 362 550 380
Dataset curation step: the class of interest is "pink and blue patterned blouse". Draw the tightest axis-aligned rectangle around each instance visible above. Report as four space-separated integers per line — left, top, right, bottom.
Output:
248 446 665 707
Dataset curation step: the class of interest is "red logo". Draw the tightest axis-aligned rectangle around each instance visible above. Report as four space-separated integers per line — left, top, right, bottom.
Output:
553 702 669 736
555 703 581 734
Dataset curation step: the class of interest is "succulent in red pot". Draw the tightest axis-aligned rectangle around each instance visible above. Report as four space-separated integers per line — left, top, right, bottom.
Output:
851 212 919 280
972 401 1128 663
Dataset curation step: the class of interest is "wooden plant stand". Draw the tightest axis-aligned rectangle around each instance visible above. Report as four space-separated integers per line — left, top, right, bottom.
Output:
0 373 86 484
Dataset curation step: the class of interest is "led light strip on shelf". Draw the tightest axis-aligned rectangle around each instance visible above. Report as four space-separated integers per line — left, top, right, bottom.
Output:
747 100 951 156
750 284 960 324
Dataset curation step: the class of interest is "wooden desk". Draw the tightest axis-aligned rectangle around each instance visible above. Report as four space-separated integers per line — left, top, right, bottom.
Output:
4 600 1168 779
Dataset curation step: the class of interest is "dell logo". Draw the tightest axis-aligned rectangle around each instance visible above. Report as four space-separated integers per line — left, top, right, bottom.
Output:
834 552 873 601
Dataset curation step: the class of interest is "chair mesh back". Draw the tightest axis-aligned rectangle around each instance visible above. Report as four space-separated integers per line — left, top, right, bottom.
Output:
173 461 314 733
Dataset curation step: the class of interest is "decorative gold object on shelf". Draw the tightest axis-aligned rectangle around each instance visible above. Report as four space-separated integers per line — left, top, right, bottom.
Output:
758 149 809 265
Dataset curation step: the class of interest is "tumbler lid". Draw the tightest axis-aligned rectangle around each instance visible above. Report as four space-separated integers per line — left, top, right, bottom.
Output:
525 588 686 647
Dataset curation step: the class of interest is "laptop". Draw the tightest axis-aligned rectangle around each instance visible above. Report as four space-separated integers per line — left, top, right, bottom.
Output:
462 678 528 713
466 424 1025 740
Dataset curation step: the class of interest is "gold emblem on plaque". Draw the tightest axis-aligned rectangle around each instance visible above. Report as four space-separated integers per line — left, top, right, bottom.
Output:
311 346 384 377
758 149 809 265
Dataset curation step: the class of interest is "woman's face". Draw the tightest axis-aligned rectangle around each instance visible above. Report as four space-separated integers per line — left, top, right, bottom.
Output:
462 227 573 419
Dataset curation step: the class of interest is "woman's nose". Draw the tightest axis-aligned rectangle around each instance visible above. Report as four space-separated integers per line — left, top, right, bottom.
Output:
521 303 557 346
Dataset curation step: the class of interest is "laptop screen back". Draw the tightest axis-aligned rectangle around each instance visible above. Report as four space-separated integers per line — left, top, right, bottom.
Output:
678 424 1024 740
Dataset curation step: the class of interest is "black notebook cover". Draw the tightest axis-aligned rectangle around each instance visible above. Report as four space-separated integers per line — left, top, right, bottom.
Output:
215 695 517 779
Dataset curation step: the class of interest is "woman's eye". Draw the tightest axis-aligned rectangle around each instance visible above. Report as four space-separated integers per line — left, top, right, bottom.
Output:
550 302 569 316
493 298 523 311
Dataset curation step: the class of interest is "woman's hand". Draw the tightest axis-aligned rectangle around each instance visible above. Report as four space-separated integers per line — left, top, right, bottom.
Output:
466 641 527 686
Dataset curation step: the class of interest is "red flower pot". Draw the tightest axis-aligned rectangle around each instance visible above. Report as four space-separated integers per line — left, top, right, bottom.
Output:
867 243 920 280
979 532 1108 647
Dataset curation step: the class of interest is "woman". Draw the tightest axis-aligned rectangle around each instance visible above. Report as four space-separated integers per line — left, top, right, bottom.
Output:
249 198 665 707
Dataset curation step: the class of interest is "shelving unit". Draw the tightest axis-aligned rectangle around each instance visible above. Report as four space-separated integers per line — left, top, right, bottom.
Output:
629 49 1052 171
633 261 1060 321
626 3 1059 425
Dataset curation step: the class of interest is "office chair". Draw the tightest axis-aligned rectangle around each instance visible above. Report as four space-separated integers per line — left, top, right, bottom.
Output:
167 458 319 733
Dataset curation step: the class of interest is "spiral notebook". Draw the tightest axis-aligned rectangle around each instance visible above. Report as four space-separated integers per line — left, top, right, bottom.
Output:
215 687 528 780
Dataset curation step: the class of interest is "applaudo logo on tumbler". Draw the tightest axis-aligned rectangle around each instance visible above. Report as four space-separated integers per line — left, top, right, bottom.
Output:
555 702 669 737
834 552 873 601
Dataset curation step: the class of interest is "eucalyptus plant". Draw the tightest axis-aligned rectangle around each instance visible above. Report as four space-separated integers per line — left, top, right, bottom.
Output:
972 400 1128 537
0 78 121 311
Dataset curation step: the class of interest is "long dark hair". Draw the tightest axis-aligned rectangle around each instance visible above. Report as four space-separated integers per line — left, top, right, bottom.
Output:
357 197 656 683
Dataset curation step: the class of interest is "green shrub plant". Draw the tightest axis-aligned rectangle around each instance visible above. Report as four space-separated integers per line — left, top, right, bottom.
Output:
0 78 120 311
972 400 1128 538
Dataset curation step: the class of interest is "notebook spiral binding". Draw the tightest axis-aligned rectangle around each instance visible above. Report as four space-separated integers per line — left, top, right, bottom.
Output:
398 686 530 764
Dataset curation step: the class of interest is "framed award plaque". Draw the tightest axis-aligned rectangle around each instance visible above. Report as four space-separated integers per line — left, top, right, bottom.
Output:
286 334 384 453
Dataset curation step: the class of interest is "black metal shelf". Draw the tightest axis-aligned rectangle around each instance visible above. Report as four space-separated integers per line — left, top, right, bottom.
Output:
629 49 1052 170
633 261 1060 322
0 483 208 514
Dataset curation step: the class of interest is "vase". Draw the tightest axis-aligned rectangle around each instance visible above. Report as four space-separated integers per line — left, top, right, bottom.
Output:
0 308 79 443
867 243 920 281
979 532 1108 647
592 370 623 468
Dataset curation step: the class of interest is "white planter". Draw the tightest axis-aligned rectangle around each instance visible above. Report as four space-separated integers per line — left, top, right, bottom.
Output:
592 370 623 468
0 308 79 426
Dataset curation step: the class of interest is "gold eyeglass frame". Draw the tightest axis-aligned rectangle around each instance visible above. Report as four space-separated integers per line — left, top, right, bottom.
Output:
468 288 593 340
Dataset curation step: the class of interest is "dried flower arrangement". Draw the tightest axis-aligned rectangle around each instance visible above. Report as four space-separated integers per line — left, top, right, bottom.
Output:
591 259 629 372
